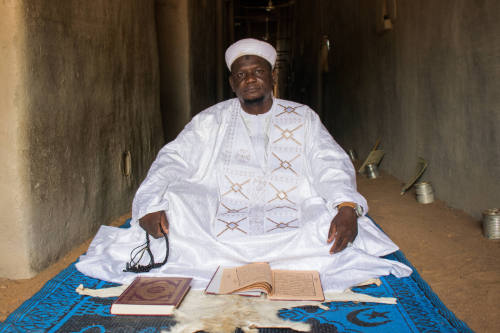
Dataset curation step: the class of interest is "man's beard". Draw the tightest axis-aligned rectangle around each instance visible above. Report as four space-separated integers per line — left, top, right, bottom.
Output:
242 95 265 105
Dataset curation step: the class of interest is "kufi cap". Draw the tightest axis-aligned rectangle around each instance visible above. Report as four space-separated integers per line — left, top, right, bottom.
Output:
225 38 277 70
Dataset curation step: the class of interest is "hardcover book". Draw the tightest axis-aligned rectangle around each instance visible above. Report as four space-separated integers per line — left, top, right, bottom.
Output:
205 262 324 301
110 276 192 315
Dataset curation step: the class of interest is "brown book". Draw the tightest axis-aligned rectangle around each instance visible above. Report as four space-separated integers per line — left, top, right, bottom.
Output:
111 276 192 315
205 262 324 301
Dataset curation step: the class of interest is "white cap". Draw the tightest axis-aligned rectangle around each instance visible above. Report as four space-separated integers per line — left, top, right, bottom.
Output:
225 38 277 70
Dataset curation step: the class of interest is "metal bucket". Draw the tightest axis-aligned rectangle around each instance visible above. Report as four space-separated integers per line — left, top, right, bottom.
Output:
482 208 500 239
415 181 434 204
366 163 379 179
347 149 357 162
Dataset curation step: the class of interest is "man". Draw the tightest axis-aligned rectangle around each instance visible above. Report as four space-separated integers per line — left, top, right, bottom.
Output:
77 39 411 291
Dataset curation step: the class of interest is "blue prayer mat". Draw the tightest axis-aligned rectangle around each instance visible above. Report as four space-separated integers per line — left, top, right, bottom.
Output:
0 219 472 333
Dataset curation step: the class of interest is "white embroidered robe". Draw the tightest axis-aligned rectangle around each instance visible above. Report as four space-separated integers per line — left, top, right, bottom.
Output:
76 98 412 291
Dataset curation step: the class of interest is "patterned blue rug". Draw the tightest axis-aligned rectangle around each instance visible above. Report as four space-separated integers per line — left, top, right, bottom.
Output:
0 219 473 333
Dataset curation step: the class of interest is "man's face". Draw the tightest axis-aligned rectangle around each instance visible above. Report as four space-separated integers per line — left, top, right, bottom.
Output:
229 55 275 104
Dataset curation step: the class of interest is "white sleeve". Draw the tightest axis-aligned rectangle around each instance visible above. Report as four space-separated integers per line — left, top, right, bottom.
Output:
131 114 212 223
305 110 368 215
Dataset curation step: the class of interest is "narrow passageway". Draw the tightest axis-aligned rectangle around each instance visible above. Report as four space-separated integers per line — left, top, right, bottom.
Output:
1 1 498 331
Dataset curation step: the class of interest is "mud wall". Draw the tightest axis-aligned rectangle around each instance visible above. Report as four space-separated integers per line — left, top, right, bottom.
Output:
292 0 499 219
0 0 31 278
156 0 192 142
0 0 163 278
188 0 219 115
156 0 219 143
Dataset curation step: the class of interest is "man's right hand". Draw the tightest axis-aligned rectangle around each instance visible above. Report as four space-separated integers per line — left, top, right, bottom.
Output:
139 211 169 238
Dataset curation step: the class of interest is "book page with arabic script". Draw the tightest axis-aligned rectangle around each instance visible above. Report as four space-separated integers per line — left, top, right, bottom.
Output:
268 270 324 301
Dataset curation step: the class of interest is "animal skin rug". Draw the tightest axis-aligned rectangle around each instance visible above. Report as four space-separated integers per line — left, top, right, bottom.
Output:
76 279 396 333
169 290 314 332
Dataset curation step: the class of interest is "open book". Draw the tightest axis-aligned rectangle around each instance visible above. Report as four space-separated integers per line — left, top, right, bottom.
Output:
205 262 324 301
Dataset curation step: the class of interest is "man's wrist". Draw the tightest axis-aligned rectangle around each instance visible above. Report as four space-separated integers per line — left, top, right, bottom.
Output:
337 202 363 217
337 202 357 210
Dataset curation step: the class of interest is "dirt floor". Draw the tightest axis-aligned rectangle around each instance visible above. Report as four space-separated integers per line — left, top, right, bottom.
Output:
0 171 499 332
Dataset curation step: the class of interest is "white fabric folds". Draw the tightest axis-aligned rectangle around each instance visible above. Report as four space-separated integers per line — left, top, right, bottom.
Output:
76 98 412 292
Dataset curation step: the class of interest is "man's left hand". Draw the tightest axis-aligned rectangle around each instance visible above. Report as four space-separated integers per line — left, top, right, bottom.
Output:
327 206 358 254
